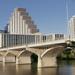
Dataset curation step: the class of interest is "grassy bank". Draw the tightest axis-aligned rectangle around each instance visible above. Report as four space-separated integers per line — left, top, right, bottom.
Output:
57 48 75 60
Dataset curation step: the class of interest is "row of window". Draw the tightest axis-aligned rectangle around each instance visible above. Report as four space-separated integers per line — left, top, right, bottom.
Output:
55 34 64 40
1 33 65 48
2 34 36 48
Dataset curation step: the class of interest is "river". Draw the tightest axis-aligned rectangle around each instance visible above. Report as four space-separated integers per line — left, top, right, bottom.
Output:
0 60 75 75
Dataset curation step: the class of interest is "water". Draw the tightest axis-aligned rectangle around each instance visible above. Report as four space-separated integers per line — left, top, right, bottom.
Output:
0 60 75 75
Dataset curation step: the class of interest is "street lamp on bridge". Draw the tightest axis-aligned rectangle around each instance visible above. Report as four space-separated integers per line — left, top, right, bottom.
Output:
65 0 70 39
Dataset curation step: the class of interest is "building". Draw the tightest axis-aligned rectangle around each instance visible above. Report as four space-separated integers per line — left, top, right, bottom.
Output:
0 32 65 48
8 8 39 34
0 8 65 48
69 16 75 39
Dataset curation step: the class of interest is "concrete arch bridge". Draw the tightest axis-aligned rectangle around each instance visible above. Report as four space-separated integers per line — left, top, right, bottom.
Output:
0 39 73 68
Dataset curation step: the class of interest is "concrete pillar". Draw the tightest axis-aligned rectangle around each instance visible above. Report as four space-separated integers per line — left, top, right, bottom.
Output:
16 57 19 64
38 56 57 68
38 56 42 68
42 56 57 67
3 56 5 63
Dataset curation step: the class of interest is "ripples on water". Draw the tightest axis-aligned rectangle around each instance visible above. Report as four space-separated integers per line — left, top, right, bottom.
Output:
0 60 75 75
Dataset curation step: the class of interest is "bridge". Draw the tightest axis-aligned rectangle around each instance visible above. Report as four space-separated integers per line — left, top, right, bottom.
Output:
0 7 75 68
0 36 73 68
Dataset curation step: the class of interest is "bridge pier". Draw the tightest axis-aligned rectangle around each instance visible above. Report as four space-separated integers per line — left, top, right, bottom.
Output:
16 57 19 64
37 46 64 68
38 56 57 68
42 56 57 67
3 56 5 63
38 56 42 68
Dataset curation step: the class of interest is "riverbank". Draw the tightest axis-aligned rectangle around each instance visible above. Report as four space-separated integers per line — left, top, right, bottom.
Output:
57 48 75 60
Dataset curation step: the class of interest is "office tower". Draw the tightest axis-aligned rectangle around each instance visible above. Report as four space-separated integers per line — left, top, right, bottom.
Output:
69 16 75 39
8 8 39 34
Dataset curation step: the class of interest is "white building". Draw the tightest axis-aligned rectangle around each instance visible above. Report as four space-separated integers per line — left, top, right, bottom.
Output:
8 8 39 34
69 16 75 39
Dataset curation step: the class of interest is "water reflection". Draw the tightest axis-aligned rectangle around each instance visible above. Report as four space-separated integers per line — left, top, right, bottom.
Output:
0 60 75 75
38 68 57 75
57 60 75 75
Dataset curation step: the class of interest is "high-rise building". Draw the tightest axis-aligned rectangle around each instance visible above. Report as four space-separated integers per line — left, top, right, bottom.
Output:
69 16 75 39
8 8 39 34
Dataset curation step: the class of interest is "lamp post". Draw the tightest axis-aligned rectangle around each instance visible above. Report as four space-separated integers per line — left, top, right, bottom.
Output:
66 0 70 40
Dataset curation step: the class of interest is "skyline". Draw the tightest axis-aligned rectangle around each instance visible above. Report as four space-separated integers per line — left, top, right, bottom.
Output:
0 0 75 34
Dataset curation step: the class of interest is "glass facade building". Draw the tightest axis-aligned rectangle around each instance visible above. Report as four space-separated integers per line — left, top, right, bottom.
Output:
0 33 65 48
1 33 36 48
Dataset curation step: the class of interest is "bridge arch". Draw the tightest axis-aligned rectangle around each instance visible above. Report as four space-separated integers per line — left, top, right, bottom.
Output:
17 50 38 58
4 51 16 63
37 46 64 67
17 50 25 57
41 46 64 58
16 49 38 64
5 51 16 56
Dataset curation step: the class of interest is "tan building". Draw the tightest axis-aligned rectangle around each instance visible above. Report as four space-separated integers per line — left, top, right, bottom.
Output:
8 8 39 34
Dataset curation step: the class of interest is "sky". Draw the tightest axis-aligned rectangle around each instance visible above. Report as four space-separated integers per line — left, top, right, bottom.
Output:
0 0 75 34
